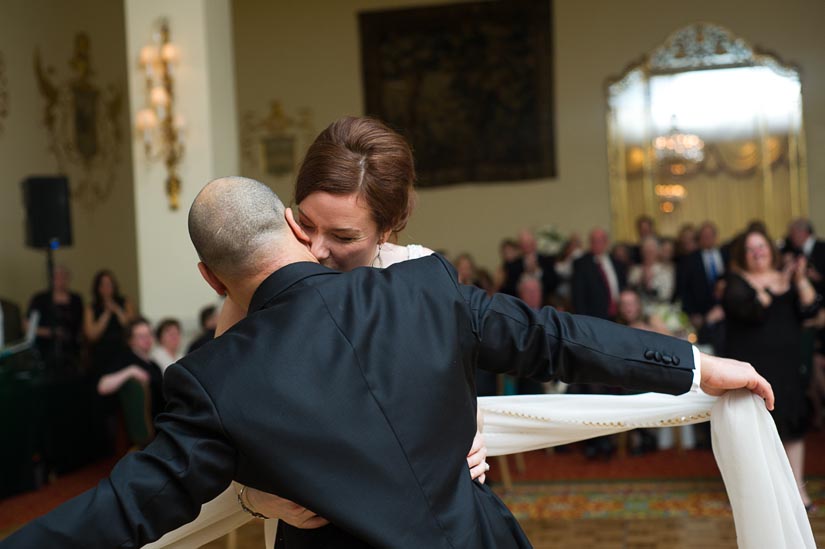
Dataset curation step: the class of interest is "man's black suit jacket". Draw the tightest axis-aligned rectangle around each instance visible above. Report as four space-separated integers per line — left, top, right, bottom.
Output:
571 253 627 319
3 255 695 549
783 238 825 295
677 249 728 316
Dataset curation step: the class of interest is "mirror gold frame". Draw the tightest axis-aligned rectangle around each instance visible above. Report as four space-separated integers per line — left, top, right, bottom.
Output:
606 22 808 242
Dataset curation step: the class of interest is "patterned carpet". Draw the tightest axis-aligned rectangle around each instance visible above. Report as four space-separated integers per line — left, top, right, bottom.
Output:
501 478 825 520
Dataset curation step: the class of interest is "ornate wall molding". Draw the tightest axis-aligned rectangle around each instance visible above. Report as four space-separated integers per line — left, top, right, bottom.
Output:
34 33 123 209
241 100 314 177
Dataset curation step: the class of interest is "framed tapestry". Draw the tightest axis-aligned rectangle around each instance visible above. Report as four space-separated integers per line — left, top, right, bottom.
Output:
359 0 555 187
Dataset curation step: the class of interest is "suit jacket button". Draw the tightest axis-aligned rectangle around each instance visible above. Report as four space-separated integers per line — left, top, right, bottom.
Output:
654 351 663 362
673 355 681 366
644 350 654 360
662 354 673 365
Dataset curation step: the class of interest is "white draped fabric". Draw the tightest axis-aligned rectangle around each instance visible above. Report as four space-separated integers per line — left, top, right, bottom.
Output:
144 390 815 549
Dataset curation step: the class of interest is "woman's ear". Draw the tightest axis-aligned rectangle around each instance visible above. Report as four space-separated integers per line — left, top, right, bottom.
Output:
378 228 393 246
285 207 311 245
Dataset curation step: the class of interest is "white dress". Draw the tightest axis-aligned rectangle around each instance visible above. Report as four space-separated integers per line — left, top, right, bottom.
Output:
144 246 816 549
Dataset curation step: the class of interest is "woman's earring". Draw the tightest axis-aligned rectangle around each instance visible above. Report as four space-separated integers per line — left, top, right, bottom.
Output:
373 243 383 268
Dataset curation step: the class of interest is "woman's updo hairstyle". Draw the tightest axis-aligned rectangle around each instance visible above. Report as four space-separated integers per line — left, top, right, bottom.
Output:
295 116 416 238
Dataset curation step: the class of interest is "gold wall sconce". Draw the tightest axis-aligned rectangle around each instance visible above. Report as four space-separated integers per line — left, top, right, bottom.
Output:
135 19 185 210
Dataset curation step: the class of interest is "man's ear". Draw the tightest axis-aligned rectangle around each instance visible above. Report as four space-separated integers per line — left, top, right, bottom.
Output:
285 207 311 246
197 262 228 296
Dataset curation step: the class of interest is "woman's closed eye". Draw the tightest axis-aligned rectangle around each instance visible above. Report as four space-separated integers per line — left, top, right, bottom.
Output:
334 234 360 243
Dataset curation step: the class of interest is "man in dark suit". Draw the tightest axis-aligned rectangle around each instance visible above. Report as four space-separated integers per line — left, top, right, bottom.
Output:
500 228 559 303
783 218 825 295
2 178 773 549
629 215 656 265
677 221 728 352
572 227 627 320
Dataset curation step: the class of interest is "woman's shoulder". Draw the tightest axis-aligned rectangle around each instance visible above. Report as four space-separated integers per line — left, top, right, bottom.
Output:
404 244 434 260
381 243 434 266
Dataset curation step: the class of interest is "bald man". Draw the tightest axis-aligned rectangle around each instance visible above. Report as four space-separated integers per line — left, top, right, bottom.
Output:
3 177 774 549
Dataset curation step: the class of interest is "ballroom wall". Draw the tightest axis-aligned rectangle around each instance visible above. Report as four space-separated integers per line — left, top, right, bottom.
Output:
0 0 138 310
232 0 825 271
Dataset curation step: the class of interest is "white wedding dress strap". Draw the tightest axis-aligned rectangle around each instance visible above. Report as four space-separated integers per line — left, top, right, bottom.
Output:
144 391 815 549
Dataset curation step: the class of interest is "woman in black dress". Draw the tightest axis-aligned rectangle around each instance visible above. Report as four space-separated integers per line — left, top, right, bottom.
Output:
83 270 134 374
722 228 820 510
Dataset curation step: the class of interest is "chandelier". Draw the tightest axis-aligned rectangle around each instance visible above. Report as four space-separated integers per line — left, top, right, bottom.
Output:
654 116 704 163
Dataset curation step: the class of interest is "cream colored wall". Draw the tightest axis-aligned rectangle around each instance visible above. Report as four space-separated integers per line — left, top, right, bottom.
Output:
232 0 825 271
124 0 239 336
0 0 138 311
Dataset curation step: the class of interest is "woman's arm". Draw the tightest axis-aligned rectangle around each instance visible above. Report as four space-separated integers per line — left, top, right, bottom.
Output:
84 305 111 342
109 298 134 327
794 257 818 308
722 274 767 322
97 365 150 395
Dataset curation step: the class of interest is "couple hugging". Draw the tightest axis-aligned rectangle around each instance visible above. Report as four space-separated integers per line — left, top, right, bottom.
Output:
3 117 773 549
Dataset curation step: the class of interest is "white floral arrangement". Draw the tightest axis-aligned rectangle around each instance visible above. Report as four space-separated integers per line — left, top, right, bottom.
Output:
535 225 567 256
647 301 694 340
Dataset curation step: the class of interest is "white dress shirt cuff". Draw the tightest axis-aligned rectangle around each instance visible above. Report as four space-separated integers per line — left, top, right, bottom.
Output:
691 345 702 391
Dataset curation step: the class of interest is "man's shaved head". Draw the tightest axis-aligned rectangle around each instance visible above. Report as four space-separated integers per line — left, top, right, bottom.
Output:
188 176 287 276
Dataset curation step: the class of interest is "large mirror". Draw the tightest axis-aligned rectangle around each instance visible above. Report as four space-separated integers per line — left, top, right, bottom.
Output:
606 23 808 242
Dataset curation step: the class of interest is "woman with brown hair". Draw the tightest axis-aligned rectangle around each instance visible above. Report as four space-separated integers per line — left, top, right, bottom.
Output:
722 227 821 511
217 117 490 543
84 270 135 374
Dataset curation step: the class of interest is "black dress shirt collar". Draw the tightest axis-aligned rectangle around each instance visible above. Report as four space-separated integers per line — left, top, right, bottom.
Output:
248 261 337 313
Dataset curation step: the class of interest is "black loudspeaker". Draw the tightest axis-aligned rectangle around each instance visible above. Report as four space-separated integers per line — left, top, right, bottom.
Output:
22 176 73 249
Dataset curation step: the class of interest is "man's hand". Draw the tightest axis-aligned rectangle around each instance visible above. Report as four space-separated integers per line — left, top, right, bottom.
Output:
699 352 774 410
245 488 329 529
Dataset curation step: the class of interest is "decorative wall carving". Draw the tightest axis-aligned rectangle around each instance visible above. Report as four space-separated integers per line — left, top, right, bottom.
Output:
241 101 314 177
34 33 123 209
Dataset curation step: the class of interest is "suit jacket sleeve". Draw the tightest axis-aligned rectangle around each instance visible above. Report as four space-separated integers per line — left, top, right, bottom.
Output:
2 364 236 549
459 278 695 395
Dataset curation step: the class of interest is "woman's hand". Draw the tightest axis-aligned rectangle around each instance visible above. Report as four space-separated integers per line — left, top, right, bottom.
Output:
244 488 329 529
467 409 489 483
793 256 809 284
466 430 489 483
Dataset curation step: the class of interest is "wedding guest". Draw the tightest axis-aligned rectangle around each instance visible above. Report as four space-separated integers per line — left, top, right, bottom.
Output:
553 234 583 308
630 214 656 264
454 253 480 286
675 223 698 261
722 228 820 512
97 318 165 447
628 236 675 305
783 218 825 294
500 228 559 303
84 270 134 375
26 265 84 366
151 318 183 373
186 305 218 354
493 238 520 291
676 221 726 352
572 228 626 320
659 237 676 264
